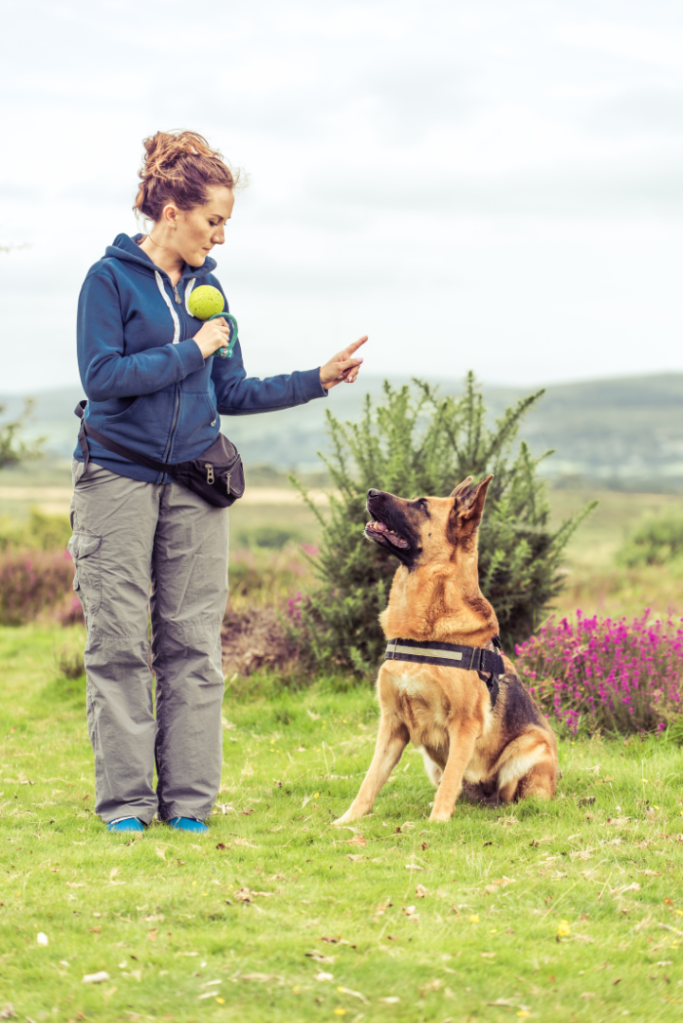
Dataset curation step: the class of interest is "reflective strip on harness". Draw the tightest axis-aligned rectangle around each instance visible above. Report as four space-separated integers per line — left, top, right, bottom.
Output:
386 642 463 662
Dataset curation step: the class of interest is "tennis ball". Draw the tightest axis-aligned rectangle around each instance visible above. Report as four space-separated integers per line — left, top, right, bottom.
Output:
187 285 224 321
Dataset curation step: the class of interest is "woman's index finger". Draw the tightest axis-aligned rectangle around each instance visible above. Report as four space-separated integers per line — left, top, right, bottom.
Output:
344 336 368 357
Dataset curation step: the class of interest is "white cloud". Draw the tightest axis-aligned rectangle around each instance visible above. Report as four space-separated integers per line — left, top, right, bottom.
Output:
555 21 683 68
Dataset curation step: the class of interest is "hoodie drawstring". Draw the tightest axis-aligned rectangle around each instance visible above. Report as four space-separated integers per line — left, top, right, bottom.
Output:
154 271 180 345
184 278 197 317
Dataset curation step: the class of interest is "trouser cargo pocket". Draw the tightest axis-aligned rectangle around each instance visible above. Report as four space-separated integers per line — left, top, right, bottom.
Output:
67 531 102 617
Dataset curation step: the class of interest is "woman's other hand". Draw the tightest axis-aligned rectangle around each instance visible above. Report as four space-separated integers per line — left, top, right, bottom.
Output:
193 318 232 360
320 336 367 390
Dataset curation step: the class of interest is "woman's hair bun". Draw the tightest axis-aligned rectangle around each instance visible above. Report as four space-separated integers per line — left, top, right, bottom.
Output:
134 130 240 222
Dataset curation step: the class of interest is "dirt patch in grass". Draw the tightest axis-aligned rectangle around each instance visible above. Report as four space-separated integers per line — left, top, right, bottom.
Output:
221 605 299 677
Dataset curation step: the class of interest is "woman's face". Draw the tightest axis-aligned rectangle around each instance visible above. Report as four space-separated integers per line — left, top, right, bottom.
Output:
164 185 235 267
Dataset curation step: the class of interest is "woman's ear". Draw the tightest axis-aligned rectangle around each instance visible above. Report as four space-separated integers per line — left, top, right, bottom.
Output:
162 202 180 229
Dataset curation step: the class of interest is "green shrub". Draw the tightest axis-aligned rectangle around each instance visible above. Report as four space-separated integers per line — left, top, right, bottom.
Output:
55 644 86 680
0 508 71 553
228 545 313 609
617 512 683 568
0 515 26 551
292 374 595 675
0 398 45 469
235 525 303 550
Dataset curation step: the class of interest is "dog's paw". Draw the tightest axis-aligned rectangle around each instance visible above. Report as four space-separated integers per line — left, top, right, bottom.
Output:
428 808 453 823
333 811 356 826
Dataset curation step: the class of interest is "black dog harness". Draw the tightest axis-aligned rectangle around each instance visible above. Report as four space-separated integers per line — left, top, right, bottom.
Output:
384 637 505 707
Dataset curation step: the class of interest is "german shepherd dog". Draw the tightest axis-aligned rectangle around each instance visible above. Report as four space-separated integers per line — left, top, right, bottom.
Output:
336 476 558 824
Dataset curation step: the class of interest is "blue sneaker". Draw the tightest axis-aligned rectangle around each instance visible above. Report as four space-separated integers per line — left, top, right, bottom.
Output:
166 817 209 834
107 817 145 833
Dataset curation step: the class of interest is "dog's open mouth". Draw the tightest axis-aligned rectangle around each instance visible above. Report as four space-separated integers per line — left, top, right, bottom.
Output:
365 520 410 549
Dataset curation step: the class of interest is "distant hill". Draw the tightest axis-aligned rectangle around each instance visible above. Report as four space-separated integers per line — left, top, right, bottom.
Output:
2 373 683 491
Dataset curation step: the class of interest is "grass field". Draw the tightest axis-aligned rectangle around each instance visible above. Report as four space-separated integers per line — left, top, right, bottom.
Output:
2 626 683 1024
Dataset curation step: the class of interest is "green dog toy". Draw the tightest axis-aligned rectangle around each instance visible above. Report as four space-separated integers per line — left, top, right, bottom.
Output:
187 285 239 358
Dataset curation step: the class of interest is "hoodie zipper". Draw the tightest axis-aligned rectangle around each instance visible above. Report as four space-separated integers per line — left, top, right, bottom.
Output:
163 385 181 473
157 273 183 471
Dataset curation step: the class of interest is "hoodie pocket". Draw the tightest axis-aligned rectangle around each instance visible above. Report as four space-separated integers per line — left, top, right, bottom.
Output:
68 532 102 617
106 394 146 422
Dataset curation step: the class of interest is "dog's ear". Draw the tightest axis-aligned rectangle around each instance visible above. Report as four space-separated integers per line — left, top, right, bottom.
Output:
449 476 474 499
447 475 493 546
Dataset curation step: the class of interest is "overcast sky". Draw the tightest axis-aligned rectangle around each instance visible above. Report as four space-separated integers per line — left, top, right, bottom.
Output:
1 0 683 393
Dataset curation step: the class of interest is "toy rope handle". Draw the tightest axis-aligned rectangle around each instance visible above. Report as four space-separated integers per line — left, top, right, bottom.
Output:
207 312 239 358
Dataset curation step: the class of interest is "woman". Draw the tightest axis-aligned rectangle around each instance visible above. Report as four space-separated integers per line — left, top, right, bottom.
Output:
70 130 366 834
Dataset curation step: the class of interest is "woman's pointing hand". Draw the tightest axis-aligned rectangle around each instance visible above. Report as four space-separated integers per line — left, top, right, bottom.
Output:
320 336 367 390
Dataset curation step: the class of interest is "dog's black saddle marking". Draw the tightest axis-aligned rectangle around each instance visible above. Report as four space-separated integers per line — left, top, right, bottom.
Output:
384 638 505 707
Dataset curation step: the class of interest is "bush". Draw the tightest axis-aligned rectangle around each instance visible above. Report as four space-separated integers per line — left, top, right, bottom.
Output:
0 549 75 625
292 375 594 675
0 398 45 469
617 512 683 568
55 645 85 679
228 544 314 609
0 508 72 553
235 525 303 550
515 611 683 736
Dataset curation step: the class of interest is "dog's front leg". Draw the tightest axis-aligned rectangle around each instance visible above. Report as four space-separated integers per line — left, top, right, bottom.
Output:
429 718 480 822
335 713 409 824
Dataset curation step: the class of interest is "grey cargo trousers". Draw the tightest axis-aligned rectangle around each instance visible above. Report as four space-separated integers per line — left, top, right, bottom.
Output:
68 459 229 824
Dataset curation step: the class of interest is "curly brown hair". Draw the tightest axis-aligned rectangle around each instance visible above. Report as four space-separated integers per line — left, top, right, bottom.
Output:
134 130 239 222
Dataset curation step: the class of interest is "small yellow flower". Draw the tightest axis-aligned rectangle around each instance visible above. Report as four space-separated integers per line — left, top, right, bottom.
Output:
292 986 301 995
556 919 571 938
215 997 225 1005
517 1011 530 1019
314 793 319 799
489 928 498 934
469 914 480 923
334 1010 347 1017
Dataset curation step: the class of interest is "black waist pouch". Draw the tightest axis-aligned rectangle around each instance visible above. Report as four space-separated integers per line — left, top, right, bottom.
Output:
75 401 245 509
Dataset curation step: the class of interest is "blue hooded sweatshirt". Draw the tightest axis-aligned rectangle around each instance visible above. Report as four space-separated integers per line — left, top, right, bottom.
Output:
74 233 327 483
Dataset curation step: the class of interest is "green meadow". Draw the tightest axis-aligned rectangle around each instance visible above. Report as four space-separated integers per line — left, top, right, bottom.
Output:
1 625 683 1024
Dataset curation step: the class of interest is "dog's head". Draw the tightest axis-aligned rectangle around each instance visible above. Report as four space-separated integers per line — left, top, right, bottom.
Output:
364 475 493 569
